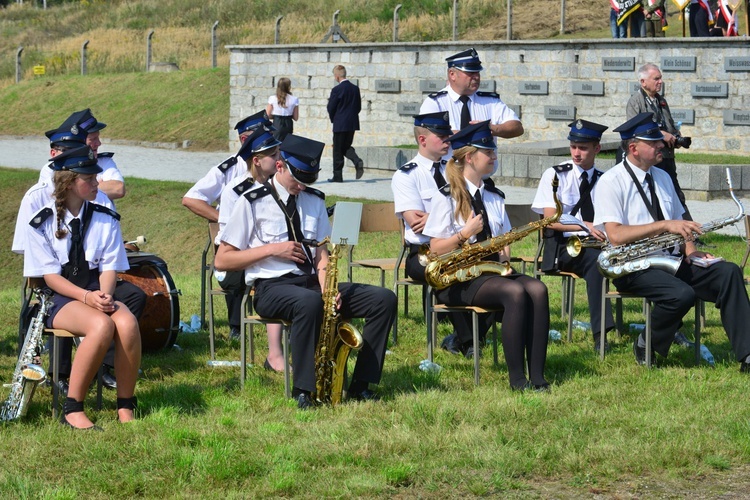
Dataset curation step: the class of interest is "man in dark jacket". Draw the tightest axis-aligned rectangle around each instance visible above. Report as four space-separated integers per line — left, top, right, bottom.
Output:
327 65 363 182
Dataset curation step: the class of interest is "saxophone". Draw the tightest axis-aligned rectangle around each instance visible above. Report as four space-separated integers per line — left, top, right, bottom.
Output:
1 288 50 421
598 167 745 279
312 238 364 406
425 175 562 290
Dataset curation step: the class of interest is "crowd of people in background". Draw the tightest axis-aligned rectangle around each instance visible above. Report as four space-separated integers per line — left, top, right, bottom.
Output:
610 0 739 38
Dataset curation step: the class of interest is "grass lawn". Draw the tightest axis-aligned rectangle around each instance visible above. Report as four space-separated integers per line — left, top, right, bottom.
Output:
1 168 750 497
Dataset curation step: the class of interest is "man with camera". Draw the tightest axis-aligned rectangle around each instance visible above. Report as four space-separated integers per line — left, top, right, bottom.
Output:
626 63 693 220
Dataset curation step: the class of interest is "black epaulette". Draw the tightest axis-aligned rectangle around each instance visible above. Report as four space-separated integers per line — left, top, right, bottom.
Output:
428 90 448 99
399 162 418 172
552 162 574 173
326 204 336 218
215 156 238 173
485 184 506 199
439 184 452 196
29 207 53 229
98 152 115 158
232 178 255 196
242 185 272 203
305 187 325 200
476 91 500 99
90 203 121 221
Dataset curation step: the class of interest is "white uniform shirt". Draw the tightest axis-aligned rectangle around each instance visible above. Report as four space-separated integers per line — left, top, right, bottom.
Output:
23 201 129 278
423 179 511 242
267 95 299 116
39 155 124 186
13 174 113 255
531 161 603 237
390 153 445 245
216 173 255 244
594 160 684 232
220 179 330 286
183 156 249 204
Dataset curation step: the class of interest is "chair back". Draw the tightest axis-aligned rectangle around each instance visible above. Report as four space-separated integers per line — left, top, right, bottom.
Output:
742 215 750 269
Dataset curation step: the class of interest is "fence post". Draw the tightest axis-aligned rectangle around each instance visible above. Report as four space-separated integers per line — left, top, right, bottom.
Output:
15 46 23 83
452 0 458 41
393 4 402 42
560 0 566 35
507 0 513 40
81 40 89 75
146 29 154 72
211 21 219 68
275 15 283 44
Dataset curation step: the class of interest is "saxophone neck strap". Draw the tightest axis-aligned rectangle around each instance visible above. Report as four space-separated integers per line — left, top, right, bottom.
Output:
623 160 661 222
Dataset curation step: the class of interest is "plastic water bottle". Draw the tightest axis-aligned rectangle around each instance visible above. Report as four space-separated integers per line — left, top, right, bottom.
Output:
190 314 201 331
206 360 242 367
630 323 646 333
548 330 561 341
674 332 694 348
419 359 442 374
699 345 715 367
572 320 590 331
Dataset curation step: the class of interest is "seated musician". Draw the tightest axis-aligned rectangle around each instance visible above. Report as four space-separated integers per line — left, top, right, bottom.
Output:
531 119 615 352
422 121 551 391
594 112 750 368
214 135 397 409
390 111 473 356
23 146 141 429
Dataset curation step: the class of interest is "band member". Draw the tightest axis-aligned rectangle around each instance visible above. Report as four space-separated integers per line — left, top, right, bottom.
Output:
182 110 273 340
23 146 141 429
594 113 750 368
531 119 615 352
215 135 396 409
422 121 551 391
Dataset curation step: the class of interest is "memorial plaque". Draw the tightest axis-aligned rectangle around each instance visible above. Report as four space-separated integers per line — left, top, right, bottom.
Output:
725 57 750 72
397 102 421 116
691 82 728 98
508 104 522 119
544 106 576 121
630 81 666 95
478 80 496 92
572 81 605 96
420 80 446 93
661 56 696 72
723 110 750 126
375 80 401 93
518 81 548 95
669 109 695 125
602 57 635 71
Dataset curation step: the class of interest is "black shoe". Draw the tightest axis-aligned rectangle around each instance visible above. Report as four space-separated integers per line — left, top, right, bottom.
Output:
741 362 750 373
593 336 611 354
61 418 103 431
510 381 532 392
296 392 314 410
532 383 551 393
633 339 647 366
440 333 462 355
327 177 343 183
348 388 380 402
464 345 482 360
229 327 240 341
48 378 69 397
355 160 364 180
101 366 117 390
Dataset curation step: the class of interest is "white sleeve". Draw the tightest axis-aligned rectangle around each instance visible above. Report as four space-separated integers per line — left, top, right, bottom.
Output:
423 194 456 239
531 168 556 214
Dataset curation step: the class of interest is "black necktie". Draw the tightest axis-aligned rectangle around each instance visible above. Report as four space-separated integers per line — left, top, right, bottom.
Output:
68 218 90 287
285 195 314 274
645 173 665 221
579 173 595 222
458 95 471 130
432 162 446 189
470 190 491 242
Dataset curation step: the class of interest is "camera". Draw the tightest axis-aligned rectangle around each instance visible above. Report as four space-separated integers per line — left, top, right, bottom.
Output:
675 136 692 149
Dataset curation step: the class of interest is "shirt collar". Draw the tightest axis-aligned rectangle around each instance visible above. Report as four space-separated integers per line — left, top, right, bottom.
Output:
447 86 473 104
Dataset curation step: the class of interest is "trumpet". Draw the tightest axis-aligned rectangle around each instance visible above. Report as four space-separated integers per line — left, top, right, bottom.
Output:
566 235 606 258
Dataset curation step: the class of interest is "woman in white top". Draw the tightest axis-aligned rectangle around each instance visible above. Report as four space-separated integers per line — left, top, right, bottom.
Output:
24 146 141 430
423 121 551 392
266 78 299 141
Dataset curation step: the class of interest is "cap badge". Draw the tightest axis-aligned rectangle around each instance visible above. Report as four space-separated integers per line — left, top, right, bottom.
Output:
442 112 449 122
311 159 318 167
88 150 95 160
575 120 583 130
70 124 79 135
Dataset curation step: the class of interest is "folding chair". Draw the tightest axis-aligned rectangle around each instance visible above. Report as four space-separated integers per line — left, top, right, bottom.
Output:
392 219 426 344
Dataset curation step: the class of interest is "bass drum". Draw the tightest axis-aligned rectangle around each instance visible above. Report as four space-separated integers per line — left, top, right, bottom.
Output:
119 252 181 353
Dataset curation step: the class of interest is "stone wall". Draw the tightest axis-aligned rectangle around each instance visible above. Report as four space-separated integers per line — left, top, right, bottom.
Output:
228 38 750 157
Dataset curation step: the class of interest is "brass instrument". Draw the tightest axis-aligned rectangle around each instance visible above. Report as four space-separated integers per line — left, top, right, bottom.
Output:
312 238 364 406
598 167 744 279
566 235 606 258
425 175 562 290
1 288 50 421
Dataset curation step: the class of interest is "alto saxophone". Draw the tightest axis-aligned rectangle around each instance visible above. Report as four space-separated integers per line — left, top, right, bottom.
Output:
1 288 50 421
425 175 562 290
312 238 363 406
598 167 745 279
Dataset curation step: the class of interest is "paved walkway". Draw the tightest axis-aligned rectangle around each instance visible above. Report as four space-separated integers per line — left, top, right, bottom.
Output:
1 136 746 237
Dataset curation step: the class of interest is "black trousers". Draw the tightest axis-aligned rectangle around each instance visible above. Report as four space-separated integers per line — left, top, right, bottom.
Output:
613 260 750 359
331 131 361 180
49 280 147 377
254 274 396 393
689 3 711 37
556 245 615 338
218 270 245 329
